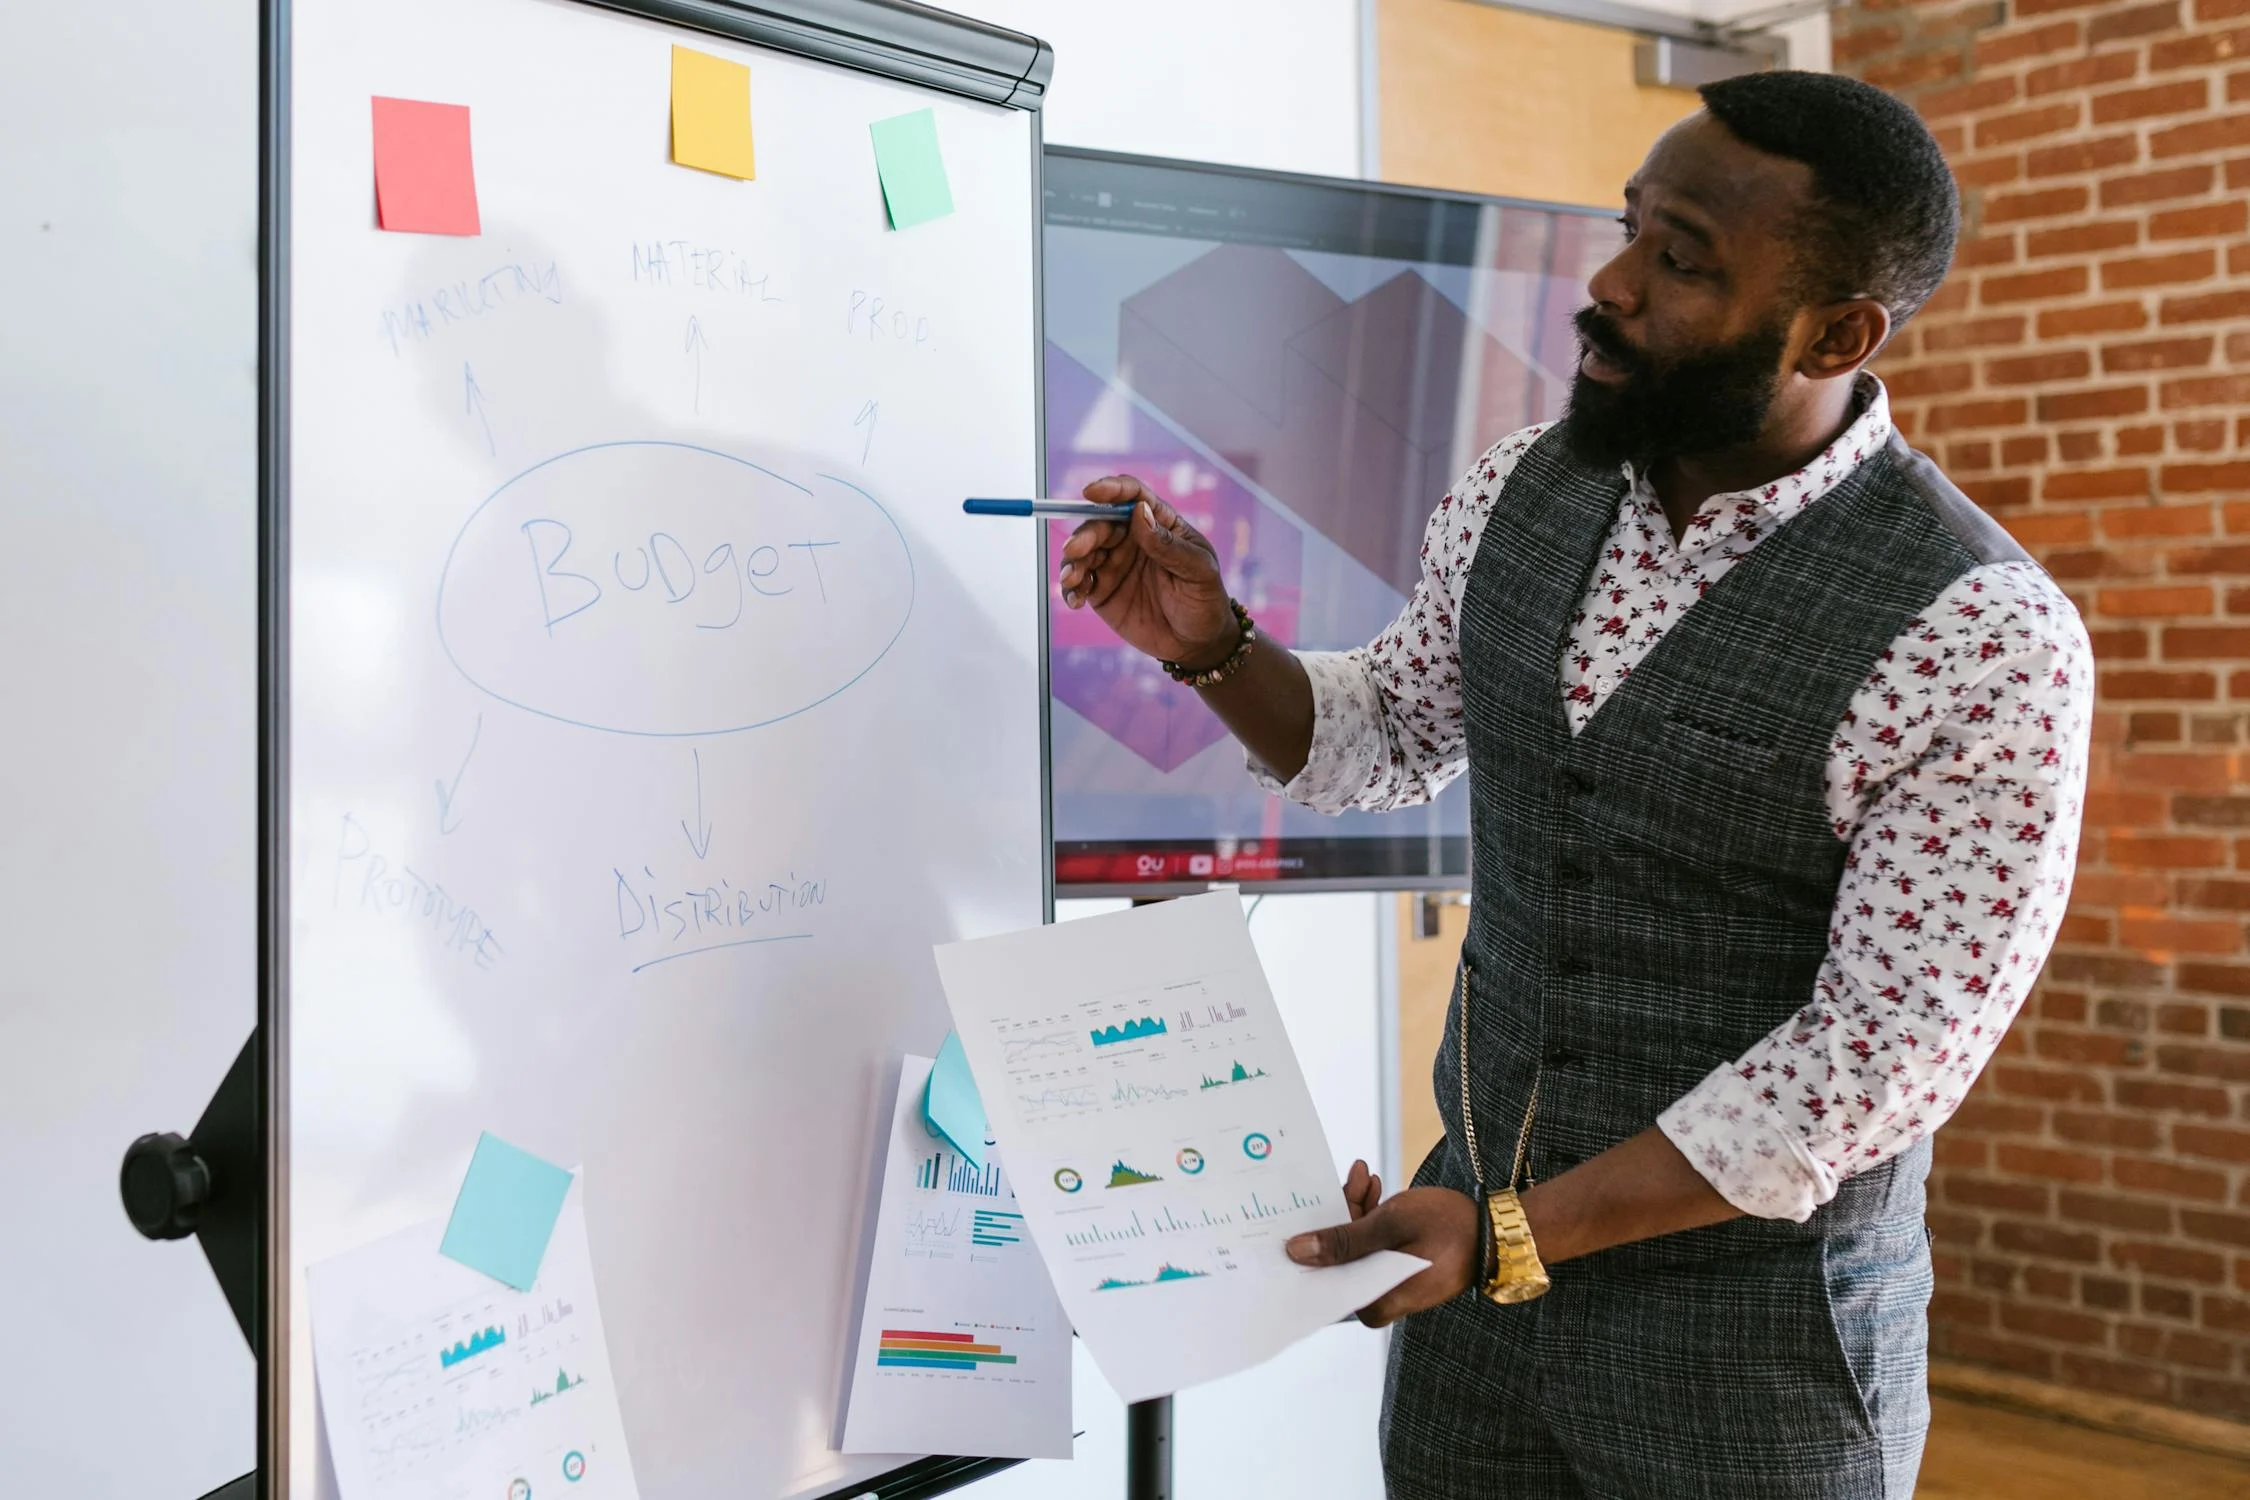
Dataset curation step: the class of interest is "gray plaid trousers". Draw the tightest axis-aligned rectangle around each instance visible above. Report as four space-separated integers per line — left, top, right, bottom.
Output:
1379 1151 1934 1499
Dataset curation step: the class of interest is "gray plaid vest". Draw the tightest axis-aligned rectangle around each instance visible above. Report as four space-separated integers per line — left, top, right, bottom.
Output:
1435 424 2030 1269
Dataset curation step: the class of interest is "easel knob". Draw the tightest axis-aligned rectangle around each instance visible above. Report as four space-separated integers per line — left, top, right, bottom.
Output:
120 1131 212 1241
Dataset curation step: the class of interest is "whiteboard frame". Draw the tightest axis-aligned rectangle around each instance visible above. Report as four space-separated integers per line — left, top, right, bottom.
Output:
256 2 1055 1495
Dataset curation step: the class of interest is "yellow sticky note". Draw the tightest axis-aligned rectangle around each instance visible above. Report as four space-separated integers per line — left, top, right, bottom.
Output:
671 45 756 180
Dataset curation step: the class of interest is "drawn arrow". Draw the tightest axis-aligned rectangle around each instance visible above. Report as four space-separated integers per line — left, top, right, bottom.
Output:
685 316 711 414
463 363 494 456
853 399 879 465
434 713 482 835
680 746 714 859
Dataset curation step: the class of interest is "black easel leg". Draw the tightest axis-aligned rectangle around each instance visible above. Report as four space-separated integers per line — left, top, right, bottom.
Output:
1125 1395 1173 1500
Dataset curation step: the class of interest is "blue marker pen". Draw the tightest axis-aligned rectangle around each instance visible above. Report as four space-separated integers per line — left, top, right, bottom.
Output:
963 498 1138 520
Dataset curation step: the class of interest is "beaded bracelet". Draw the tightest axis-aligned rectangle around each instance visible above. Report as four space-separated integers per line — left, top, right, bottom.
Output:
1161 599 1257 687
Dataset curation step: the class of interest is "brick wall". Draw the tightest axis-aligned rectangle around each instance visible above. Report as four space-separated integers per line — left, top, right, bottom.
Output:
1834 0 2250 1422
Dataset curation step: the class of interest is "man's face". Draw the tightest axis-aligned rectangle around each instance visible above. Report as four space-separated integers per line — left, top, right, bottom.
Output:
1564 113 1823 469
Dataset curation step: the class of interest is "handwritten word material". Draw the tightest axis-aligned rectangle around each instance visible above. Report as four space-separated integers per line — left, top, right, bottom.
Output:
309 1179 638 1498
868 109 954 230
671 46 757 180
441 1134 575 1291
371 97 481 236
336 814 502 970
935 893 1424 1401
381 259 563 356
631 239 782 298
842 1057 1069 1457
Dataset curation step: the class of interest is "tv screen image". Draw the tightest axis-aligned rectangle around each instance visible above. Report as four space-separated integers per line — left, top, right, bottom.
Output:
1043 149 1617 894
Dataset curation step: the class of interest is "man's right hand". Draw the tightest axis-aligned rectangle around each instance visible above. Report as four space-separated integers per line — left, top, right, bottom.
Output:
1057 476 1238 668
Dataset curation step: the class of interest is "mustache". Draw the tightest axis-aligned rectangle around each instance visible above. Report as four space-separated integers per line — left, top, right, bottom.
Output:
1572 305 1643 371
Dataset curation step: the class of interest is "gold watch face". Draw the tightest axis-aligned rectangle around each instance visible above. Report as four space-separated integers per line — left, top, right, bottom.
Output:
1488 1271 1552 1304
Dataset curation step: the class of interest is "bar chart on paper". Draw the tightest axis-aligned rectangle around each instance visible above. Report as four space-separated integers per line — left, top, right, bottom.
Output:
842 1056 1071 1458
308 1186 639 1499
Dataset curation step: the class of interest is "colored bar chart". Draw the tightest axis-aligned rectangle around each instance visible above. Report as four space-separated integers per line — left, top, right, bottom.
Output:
971 1209 1025 1247
1064 1211 1147 1247
876 1329 1020 1372
916 1149 1003 1197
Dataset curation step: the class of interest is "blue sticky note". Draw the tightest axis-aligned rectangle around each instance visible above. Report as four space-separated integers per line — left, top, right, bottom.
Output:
439 1133 574 1291
924 1031 988 1169
869 108 955 230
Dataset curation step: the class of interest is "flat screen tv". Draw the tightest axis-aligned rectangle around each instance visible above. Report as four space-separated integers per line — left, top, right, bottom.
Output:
1043 147 1617 895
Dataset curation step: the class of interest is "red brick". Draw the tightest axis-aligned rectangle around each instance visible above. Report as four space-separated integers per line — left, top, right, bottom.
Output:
2090 0 2183 41
2102 248 2221 290
2059 1188 2174 1230
2095 81 2212 126
2153 24 2250 69
2031 53 2141 103
1996 1142 2109 1183
1948 1176 2053 1214
2103 504 2215 538
1960 475 2033 509
1922 315 2028 350
1927 397 2032 432
2155 1040 2250 1078
1998 1303 2111 1345
2025 134 2140 179
2162 288 2250 323
2118 424 2167 455
2101 584 2211 616
2105 336 2217 373
2119 913 2243 951
1978 102 2085 149
2164 374 2250 409
2051 471 2156 506
1943 1329 2057 1379
2102 164 2218 205
1984 265 2092 304
1992 1221 2101 1262
2113 1240 2230 1282
2180 1210 2250 1248
1976 20 2080 68
2101 670 2219 700
2039 386 2151 421
1990 1064 2106 1102
2163 625 2250 656
2175 877 2250 911
2163 462 2250 492
2117 1155 2231 1200
2153 113 2250 159
1989 350 2093 386
2039 301 2149 338
2150 201 2250 240
2058 1353 2174 1403
2054 1111 2165 1149
2175 1124 2250 1162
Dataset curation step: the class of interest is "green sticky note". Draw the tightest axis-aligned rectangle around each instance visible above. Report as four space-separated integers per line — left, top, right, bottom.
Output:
869 108 954 230
924 1030 988 1169
439 1133 574 1291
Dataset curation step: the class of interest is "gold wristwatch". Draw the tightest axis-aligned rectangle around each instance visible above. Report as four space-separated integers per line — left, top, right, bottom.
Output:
1456 961 1553 1304
1480 1187 1552 1304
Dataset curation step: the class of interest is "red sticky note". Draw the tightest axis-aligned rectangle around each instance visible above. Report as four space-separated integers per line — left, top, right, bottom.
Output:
371 96 481 236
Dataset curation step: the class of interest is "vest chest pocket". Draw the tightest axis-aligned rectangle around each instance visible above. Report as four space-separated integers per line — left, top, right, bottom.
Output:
1590 712 1835 889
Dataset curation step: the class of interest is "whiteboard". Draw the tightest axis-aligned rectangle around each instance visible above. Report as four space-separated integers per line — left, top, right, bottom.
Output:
281 1 1047 1496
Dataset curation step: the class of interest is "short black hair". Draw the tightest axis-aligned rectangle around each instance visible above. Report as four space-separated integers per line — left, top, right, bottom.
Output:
1699 70 1959 329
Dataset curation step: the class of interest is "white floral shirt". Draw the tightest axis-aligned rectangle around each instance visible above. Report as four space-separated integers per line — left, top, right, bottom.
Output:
1259 379 2093 1222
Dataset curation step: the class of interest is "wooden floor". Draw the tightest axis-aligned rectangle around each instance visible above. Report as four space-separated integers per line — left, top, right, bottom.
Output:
1919 1393 2250 1498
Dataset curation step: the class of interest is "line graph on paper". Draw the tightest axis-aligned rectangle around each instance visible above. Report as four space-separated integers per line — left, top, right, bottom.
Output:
1016 1084 1101 1122
1003 1032 1082 1065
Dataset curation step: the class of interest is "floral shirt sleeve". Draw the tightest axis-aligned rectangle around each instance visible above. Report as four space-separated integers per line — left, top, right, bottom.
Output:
1655 560 2093 1221
1246 426 1548 811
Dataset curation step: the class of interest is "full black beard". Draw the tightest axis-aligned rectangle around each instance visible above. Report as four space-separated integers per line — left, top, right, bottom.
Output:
1562 306 1791 470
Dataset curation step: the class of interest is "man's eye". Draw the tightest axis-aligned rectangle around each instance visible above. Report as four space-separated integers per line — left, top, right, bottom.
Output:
1663 252 1697 275
1615 215 1637 243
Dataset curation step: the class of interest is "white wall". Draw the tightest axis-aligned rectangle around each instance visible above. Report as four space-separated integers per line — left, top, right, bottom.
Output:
0 4 261 1498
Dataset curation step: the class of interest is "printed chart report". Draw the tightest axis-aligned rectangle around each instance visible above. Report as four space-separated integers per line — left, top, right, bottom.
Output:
935 893 1423 1401
841 1055 1070 1458
307 1181 639 1500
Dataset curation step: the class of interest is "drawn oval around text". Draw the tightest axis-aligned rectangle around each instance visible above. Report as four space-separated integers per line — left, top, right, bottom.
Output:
436 441 915 736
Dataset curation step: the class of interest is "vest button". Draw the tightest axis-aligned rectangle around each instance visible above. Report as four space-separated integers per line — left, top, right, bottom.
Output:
1553 954 1586 977
1544 1046 1577 1067
1561 770 1597 796
1557 862 1590 885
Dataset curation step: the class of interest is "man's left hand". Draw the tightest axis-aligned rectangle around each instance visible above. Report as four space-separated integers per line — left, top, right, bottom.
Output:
1285 1184 1479 1328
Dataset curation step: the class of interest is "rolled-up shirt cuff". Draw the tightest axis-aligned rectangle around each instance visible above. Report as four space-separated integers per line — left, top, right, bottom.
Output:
1245 649 1385 814
1657 1062 1840 1224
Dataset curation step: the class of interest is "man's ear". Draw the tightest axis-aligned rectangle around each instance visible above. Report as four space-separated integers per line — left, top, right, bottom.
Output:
1800 298 1890 380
